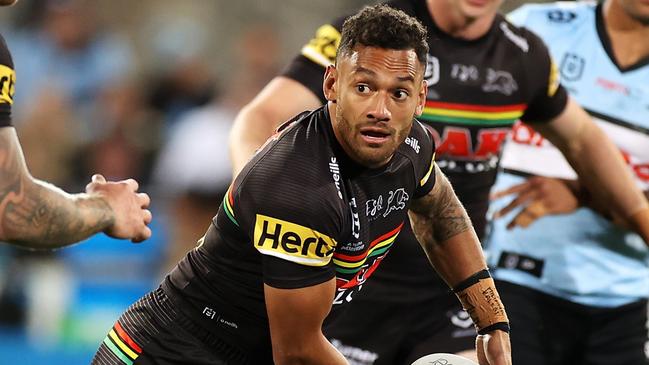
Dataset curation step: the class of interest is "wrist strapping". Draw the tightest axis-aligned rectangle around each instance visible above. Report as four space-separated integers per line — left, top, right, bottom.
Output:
453 269 510 335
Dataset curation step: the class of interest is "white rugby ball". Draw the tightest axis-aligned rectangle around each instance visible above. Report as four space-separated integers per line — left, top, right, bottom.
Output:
410 353 478 365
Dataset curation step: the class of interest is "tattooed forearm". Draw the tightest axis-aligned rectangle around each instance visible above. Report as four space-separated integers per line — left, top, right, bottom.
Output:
0 130 114 249
409 164 471 251
408 164 487 286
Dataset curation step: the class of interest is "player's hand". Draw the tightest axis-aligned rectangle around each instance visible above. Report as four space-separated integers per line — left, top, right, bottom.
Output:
490 176 578 229
476 330 511 365
86 174 152 243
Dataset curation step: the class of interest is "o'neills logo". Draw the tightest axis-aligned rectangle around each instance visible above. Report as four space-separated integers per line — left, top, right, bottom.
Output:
405 136 420 153
329 157 343 199
254 214 337 266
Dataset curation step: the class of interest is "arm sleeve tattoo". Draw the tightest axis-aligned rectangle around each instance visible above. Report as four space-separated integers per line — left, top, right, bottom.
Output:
408 164 472 254
0 129 114 249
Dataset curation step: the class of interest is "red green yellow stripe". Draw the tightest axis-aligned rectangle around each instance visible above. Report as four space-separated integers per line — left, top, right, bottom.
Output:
104 337 134 365
115 322 142 353
421 101 526 126
109 329 138 360
223 185 239 226
333 223 403 271
102 322 142 364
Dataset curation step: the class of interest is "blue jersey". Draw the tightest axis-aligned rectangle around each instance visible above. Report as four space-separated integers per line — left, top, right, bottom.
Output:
487 1 649 307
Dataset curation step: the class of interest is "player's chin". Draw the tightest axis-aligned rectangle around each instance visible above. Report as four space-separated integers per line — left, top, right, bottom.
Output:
0 0 18 6
356 147 394 168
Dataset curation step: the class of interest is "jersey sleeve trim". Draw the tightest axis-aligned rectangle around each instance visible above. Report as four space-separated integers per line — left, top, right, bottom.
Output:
419 152 435 187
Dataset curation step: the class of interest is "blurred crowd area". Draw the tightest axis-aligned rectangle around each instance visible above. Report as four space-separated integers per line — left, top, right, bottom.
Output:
0 0 530 363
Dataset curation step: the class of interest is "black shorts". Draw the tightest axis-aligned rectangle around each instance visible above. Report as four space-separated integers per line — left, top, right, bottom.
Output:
324 283 475 365
91 287 250 365
496 280 649 365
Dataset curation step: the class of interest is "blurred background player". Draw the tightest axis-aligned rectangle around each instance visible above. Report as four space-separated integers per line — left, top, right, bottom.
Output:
487 0 649 363
228 0 649 363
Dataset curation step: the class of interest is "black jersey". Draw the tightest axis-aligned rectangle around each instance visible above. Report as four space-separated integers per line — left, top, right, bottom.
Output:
0 34 15 127
163 105 436 361
282 0 568 299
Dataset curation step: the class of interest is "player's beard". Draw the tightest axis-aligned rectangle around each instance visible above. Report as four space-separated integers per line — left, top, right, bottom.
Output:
334 110 409 169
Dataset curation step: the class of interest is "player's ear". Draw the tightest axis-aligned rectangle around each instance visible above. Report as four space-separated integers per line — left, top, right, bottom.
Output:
415 80 427 116
323 65 338 103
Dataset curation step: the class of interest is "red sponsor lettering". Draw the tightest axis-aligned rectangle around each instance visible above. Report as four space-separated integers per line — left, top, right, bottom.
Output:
634 163 649 182
436 127 472 157
511 121 545 146
475 129 509 158
509 123 648 183
596 77 629 95
428 126 511 159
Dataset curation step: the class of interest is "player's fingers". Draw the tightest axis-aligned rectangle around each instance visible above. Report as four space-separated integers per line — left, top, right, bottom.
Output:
92 174 106 183
131 226 152 244
507 202 544 229
526 200 546 217
142 209 153 225
493 189 538 218
137 192 151 208
490 181 531 200
123 178 139 192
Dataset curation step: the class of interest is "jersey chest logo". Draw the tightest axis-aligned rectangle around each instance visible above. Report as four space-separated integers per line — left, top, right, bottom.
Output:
365 188 409 221
560 53 585 81
482 69 518 96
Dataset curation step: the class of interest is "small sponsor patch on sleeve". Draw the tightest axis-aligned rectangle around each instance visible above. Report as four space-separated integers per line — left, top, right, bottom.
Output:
0 64 15 105
300 24 341 68
548 58 560 97
254 214 337 266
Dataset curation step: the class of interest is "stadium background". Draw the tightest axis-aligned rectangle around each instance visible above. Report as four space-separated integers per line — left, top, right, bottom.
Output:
0 0 539 363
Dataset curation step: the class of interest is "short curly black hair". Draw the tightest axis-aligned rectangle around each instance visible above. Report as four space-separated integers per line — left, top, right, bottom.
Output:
337 4 429 67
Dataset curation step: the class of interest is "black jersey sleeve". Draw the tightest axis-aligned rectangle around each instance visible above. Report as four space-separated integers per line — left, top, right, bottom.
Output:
519 28 568 123
281 15 347 104
231 119 343 289
411 120 437 199
0 34 16 127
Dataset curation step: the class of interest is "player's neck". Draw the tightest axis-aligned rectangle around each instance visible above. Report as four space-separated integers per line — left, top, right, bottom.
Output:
427 0 496 40
604 0 649 68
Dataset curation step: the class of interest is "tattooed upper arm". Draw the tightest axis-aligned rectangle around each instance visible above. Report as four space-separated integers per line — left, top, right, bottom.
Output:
0 128 30 240
409 163 471 250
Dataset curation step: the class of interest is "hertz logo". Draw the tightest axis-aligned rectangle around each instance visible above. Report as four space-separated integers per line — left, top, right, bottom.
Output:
0 65 16 105
254 214 336 266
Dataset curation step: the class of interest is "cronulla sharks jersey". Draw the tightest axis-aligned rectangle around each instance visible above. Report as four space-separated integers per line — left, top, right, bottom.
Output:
162 105 436 361
488 1 649 307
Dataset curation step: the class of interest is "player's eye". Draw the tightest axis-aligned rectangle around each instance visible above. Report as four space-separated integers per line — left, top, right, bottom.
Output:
394 89 409 100
356 84 371 94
